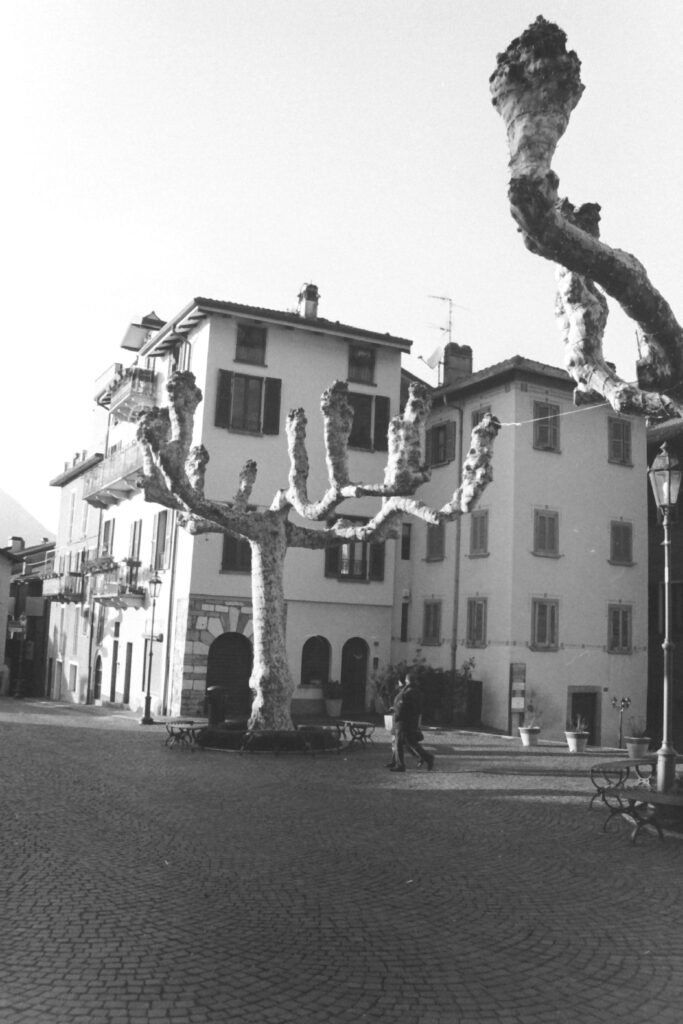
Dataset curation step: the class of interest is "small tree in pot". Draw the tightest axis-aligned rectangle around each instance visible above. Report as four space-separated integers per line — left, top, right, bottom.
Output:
624 718 651 759
518 691 541 747
565 715 589 754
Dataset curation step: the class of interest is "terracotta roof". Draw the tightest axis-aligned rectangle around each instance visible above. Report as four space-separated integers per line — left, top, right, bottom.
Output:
436 354 573 397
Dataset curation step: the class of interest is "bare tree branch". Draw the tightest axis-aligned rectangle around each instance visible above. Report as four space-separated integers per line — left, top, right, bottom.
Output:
490 16 683 418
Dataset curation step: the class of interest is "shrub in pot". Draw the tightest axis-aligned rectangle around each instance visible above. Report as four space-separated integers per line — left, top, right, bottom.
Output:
624 717 651 759
565 715 589 754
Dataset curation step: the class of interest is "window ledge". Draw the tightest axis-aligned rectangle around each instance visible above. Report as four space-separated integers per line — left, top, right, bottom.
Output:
528 645 559 653
468 552 490 559
532 446 562 454
346 378 376 388
531 551 563 559
607 460 634 468
420 639 442 646
608 559 635 567
234 358 267 367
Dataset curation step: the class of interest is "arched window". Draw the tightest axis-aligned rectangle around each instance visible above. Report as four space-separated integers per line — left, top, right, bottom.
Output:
300 636 331 687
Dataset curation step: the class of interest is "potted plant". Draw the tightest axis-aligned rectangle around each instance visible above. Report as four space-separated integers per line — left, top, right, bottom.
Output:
518 691 541 747
565 714 590 754
323 680 343 718
624 718 651 759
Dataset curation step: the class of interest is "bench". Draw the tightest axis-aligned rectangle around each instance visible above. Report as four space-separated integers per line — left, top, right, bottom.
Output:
589 757 658 809
602 787 683 844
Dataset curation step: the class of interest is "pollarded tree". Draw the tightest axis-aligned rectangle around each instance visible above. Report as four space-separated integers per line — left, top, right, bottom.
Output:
490 17 683 420
136 373 499 730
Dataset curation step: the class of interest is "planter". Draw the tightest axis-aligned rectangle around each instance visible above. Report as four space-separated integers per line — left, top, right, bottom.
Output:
565 730 589 754
325 698 343 718
518 725 541 748
384 713 394 732
625 736 651 759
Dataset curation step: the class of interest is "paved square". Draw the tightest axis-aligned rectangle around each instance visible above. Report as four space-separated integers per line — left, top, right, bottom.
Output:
1 699 681 1023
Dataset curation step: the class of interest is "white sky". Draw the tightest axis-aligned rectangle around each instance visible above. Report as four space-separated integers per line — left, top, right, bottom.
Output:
4 0 683 532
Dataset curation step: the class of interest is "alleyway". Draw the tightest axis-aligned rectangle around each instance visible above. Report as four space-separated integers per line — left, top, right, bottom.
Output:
1 699 681 1024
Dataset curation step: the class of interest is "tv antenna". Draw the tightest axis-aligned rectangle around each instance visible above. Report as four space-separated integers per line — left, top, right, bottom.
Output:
429 294 454 345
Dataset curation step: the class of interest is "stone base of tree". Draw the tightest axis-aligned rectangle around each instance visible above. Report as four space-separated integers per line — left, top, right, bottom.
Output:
195 723 342 753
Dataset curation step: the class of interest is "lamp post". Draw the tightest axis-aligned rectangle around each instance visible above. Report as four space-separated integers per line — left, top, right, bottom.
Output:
141 574 162 726
611 696 631 749
648 442 682 792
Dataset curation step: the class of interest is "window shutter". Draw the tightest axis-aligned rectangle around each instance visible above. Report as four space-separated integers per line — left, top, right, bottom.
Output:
445 420 456 463
369 541 385 581
262 377 282 435
215 370 233 428
373 396 390 451
150 514 158 570
325 544 340 577
348 393 373 448
424 427 433 467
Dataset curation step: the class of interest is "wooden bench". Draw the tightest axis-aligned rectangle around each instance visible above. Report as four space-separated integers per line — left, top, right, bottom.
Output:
602 787 683 844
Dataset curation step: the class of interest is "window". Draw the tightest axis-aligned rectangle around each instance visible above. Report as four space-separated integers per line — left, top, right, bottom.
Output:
608 418 632 465
235 323 267 365
151 510 170 571
400 601 409 642
347 393 390 450
215 370 281 435
422 600 442 645
96 606 105 645
101 519 115 557
325 535 385 582
400 523 412 560
533 402 560 452
425 421 456 466
129 520 142 561
348 344 375 384
533 509 559 556
221 533 251 573
472 407 491 429
466 598 487 647
470 510 488 556
608 604 632 653
300 635 331 687
426 520 445 561
531 598 559 650
610 521 633 565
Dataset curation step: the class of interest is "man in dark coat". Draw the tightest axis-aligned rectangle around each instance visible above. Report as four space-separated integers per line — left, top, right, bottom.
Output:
390 670 435 772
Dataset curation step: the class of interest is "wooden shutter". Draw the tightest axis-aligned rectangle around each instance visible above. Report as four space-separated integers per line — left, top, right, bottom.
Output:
445 420 456 463
373 396 390 451
262 377 281 435
348 393 373 448
424 427 433 467
215 370 233 428
325 544 340 577
369 541 385 581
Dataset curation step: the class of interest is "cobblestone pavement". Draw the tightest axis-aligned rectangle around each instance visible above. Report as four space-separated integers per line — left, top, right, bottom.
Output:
1 699 682 1024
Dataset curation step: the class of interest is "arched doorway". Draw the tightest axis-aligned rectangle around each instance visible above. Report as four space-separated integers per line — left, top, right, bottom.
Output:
341 637 369 715
300 636 331 688
206 633 253 718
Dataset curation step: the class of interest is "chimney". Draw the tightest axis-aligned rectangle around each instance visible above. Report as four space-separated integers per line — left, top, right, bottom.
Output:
442 343 473 386
298 283 320 319
8 536 24 554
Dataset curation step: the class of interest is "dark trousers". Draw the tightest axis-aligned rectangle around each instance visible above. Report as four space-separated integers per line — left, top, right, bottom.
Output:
395 724 431 767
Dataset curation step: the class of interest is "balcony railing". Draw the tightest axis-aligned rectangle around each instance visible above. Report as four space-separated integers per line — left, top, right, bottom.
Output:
42 572 86 603
91 562 147 608
82 442 145 508
94 364 157 420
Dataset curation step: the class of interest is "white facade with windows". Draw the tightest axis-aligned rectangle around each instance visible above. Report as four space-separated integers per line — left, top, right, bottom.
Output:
46 290 411 718
392 349 648 745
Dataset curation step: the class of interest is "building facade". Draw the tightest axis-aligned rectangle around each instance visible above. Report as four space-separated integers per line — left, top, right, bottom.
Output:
42 297 650 743
393 346 649 745
46 287 410 719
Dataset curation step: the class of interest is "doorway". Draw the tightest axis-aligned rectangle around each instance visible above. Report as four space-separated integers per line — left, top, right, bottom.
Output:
570 690 599 746
341 637 369 715
123 643 133 705
206 633 253 718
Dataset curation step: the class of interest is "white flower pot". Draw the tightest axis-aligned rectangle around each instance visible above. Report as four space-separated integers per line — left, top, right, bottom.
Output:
518 726 541 747
565 731 589 754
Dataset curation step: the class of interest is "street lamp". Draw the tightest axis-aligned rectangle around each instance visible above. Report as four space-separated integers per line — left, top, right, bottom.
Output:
141 574 162 725
648 442 682 792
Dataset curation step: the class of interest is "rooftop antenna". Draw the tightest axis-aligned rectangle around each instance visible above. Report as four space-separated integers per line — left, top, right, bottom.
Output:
429 294 454 345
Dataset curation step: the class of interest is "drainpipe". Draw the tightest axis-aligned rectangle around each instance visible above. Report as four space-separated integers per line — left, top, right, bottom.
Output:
450 403 464 675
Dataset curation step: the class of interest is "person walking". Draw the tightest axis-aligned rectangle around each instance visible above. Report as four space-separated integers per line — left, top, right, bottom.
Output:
390 670 435 772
